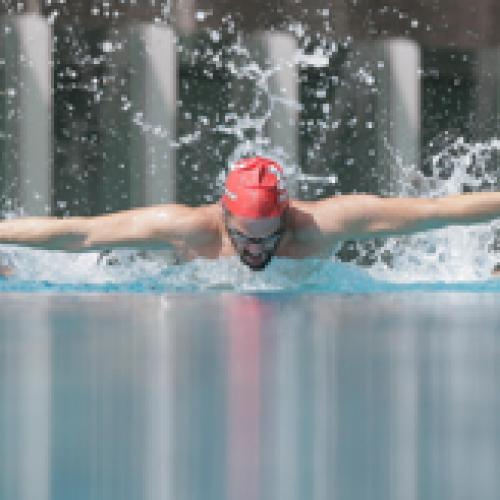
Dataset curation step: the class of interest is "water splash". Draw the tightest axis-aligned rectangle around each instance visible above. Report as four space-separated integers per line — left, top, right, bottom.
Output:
369 136 500 283
2 249 500 293
3 136 500 290
3 15 500 289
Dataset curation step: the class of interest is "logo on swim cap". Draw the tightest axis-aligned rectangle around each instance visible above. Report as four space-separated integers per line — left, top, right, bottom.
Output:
222 157 289 218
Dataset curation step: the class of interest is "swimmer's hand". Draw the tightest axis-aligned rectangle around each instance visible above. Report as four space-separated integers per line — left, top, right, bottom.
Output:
0 252 14 278
0 264 14 278
491 264 500 277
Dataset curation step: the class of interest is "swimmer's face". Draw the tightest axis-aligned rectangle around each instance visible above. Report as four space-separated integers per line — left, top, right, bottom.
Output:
223 209 286 271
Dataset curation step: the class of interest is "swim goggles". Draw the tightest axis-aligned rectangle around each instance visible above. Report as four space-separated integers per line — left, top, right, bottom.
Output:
226 226 284 251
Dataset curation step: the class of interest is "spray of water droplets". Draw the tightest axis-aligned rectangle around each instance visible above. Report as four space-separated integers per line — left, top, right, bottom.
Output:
369 137 500 283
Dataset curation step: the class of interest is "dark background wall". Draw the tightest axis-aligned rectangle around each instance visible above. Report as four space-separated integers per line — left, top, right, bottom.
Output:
0 0 499 216
3 0 500 47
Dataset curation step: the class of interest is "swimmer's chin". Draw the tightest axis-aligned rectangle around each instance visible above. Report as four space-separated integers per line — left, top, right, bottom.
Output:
239 253 273 271
244 263 267 272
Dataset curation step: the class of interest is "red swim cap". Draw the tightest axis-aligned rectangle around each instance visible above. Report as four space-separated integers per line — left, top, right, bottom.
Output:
222 157 289 218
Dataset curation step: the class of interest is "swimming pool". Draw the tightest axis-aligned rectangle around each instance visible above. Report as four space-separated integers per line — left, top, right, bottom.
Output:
2 291 500 500
2 2 500 499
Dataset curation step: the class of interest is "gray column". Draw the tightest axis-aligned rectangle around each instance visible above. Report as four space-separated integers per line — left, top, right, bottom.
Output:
376 38 421 194
14 15 52 214
129 23 177 206
263 32 299 195
0 16 21 209
101 23 177 210
232 31 299 194
476 47 500 170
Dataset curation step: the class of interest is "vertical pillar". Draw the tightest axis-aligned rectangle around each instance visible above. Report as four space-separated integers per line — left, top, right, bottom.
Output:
476 47 500 180
99 25 133 213
129 23 177 206
0 16 21 208
376 38 421 194
476 47 500 130
17 15 52 214
263 32 299 195
232 31 299 194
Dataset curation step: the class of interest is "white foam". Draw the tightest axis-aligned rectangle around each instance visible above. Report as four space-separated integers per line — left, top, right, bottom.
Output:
368 137 500 283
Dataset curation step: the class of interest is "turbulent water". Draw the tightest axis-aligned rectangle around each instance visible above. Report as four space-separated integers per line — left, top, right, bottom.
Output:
2 257 500 293
2 12 500 292
368 137 500 284
2 137 500 293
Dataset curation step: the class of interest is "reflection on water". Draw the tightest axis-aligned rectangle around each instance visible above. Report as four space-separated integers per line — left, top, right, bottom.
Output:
1 293 500 500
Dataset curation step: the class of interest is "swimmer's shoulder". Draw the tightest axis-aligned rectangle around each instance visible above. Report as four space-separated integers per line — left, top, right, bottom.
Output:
184 203 221 233
139 203 220 258
149 202 220 231
163 202 221 242
288 195 362 232
286 199 326 243
287 198 344 249
288 198 339 230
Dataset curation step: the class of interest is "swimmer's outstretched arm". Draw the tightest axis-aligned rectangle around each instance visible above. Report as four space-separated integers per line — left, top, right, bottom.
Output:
0 204 200 251
317 192 500 240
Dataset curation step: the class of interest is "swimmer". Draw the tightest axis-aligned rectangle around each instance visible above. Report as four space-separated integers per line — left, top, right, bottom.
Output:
2 156 500 272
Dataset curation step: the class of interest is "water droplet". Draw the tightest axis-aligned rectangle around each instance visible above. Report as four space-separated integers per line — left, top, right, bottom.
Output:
209 30 220 42
195 10 209 21
101 41 113 53
48 10 59 25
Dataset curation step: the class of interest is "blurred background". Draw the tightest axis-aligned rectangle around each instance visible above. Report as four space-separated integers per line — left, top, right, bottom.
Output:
3 5 500 499
2 0 500 213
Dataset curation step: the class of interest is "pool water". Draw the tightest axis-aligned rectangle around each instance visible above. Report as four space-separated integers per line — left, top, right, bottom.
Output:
2 5 500 498
1 291 500 500
1 239 500 500
2 254 500 293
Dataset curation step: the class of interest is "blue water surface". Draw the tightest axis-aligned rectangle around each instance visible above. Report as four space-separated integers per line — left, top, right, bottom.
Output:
1 258 500 294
